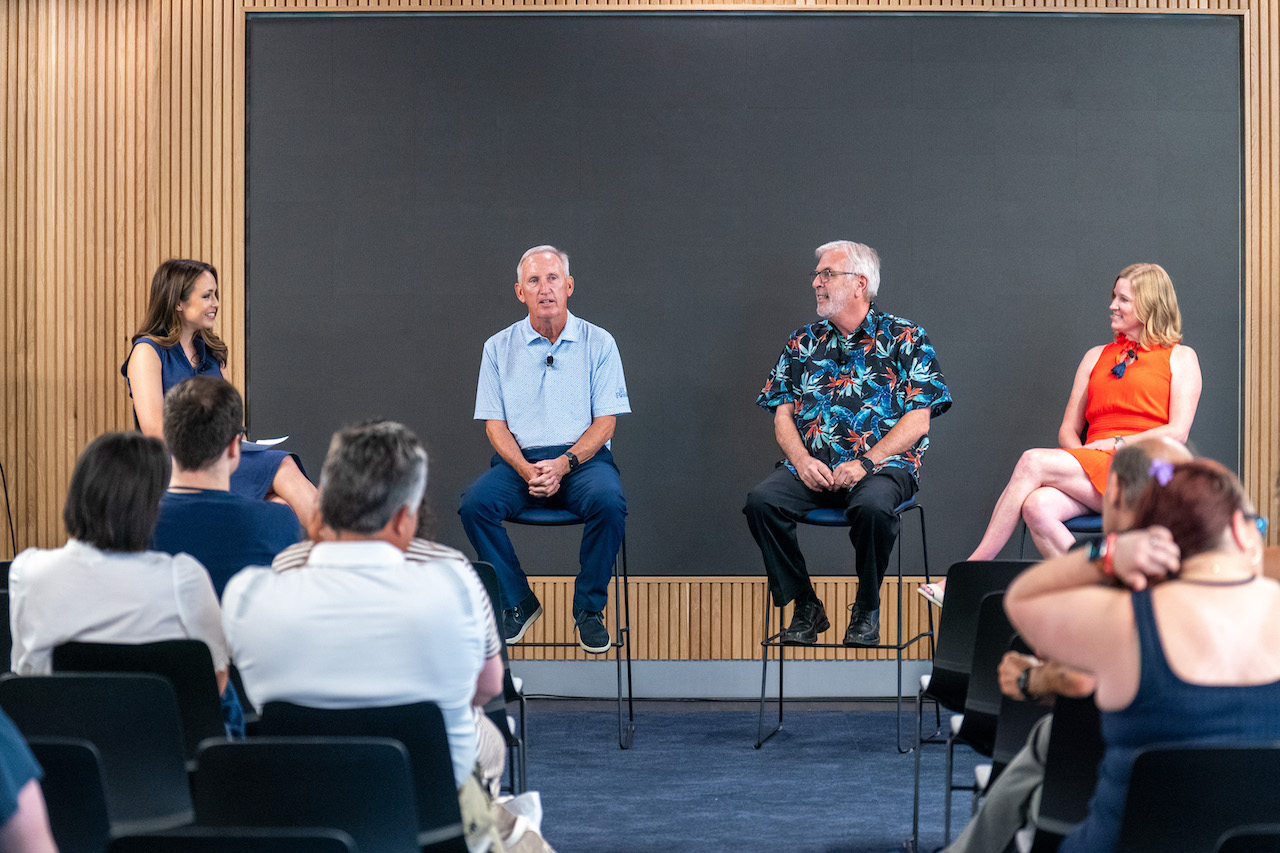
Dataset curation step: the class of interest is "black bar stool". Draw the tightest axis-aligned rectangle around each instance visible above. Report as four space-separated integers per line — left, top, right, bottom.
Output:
756 497 932 752
1018 512 1102 558
508 507 635 749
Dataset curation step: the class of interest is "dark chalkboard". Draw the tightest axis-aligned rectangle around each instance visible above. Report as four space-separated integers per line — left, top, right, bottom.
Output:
245 12 1241 578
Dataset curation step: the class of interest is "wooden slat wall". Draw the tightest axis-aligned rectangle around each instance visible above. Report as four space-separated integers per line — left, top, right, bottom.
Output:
507 575 935 660
2 0 1276 661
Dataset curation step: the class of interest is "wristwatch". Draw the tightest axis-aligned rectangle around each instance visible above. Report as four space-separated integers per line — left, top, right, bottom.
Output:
563 451 580 472
1016 667 1037 701
857 455 875 476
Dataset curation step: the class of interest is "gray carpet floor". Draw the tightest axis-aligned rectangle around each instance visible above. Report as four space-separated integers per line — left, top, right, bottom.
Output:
522 699 980 853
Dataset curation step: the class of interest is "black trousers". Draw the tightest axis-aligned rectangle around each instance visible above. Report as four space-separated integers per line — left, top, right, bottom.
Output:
743 464 916 611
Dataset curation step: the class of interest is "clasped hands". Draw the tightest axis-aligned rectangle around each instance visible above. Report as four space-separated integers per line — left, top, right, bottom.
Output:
525 456 571 498
795 456 868 492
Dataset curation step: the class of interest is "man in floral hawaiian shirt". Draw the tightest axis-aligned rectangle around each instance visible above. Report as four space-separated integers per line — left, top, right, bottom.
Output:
744 240 952 646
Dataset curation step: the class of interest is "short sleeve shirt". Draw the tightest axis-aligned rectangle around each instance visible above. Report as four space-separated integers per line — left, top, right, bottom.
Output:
474 312 630 450
757 306 952 482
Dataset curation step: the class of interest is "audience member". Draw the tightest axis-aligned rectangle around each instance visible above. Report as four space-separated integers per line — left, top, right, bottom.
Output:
1006 457 1280 853
8 432 234 721
152 376 302 597
223 421 549 852
944 436 1191 853
460 245 630 654
0 709 56 853
743 240 951 647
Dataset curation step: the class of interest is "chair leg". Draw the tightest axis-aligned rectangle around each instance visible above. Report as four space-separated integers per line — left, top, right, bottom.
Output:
614 537 634 750
898 502 934 753
912 683 926 848
945 725 957 844
755 600 785 748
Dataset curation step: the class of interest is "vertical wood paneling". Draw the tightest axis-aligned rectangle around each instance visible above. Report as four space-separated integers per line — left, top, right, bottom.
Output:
506 575 933 660
1 1 1276 670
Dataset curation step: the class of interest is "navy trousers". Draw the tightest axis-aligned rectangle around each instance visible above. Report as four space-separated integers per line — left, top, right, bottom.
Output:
460 445 626 614
743 464 915 611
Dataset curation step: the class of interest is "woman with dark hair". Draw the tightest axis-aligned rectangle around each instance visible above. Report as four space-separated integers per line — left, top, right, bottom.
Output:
121 259 316 521
9 433 232 703
1005 458 1280 853
921 263 1201 605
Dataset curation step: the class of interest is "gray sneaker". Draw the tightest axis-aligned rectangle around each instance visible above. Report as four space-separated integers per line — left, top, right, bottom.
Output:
573 608 611 654
503 592 542 644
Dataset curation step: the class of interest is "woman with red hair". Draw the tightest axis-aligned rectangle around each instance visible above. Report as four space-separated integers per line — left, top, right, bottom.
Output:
1005 458 1280 853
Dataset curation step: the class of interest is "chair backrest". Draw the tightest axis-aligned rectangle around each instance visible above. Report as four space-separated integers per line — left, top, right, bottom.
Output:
256 702 465 850
195 737 422 853
1115 744 1280 853
0 590 10 673
1215 824 1280 853
954 592 1019 757
52 639 225 760
109 827 358 853
928 561 1034 712
989 639 1053 778
1031 695 1104 851
0 672 192 834
26 736 112 853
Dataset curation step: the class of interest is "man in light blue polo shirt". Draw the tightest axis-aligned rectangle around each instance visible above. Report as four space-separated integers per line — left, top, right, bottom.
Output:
460 245 630 654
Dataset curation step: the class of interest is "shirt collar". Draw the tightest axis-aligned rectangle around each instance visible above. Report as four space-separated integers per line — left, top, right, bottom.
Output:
306 540 405 567
820 303 879 344
521 311 581 345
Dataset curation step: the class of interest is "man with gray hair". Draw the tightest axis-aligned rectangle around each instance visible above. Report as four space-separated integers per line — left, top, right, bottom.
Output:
460 245 631 654
744 241 952 646
222 420 502 794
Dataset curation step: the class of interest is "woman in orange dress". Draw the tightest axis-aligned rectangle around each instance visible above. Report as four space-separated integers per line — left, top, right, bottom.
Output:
920 263 1201 606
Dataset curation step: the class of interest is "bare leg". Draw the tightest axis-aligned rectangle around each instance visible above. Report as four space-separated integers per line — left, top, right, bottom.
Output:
1022 486 1095 558
967 448 1102 561
266 456 320 537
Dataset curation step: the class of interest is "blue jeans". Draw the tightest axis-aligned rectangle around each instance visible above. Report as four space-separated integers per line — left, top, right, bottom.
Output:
459 446 626 613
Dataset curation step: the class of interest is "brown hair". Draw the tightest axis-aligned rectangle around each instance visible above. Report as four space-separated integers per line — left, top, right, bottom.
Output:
131 259 228 366
1117 262 1182 349
1131 458 1249 560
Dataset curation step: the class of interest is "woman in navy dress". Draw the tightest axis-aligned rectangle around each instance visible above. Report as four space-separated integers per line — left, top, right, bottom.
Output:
121 259 316 523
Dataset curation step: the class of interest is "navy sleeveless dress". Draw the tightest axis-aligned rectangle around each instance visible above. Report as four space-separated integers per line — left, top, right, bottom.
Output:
121 337 303 500
1061 587 1280 853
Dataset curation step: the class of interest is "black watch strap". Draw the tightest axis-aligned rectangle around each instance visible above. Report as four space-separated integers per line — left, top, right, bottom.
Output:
857 455 875 475
563 451 580 471
1017 667 1036 701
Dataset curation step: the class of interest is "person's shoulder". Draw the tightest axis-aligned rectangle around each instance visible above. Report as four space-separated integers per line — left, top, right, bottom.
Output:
484 318 529 347
405 538 470 565
1169 342 1199 365
873 309 927 335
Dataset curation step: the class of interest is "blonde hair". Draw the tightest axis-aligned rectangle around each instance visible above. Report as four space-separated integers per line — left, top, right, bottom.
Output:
1117 262 1181 348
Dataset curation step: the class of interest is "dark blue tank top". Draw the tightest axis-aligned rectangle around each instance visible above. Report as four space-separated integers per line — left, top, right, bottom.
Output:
1062 587 1280 853
121 337 297 500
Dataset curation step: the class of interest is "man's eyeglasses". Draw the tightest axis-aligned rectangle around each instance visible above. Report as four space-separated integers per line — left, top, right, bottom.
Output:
812 269 857 283
1245 512 1269 537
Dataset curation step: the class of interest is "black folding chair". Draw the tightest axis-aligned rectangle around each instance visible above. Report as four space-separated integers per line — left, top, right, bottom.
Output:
910 560 1034 849
941 592 1018 844
52 639 226 763
1215 824 1280 853
1029 695 1103 853
1115 743 1280 853
472 559 528 793
27 736 112 853
0 672 192 835
110 828 357 853
195 737 421 853
257 702 466 852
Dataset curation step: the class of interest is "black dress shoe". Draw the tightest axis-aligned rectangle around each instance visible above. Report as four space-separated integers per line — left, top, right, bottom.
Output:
843 604 880 647
779 597 829 645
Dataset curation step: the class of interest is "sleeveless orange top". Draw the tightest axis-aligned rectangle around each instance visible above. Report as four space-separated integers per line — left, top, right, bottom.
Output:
1065 337 1174 494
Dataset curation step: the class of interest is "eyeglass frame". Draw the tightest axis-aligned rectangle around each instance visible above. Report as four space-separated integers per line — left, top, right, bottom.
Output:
811 269 860 284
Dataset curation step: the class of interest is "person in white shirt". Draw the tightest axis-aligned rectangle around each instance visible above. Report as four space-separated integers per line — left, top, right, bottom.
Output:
222 420 502 791
9 432 230 692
